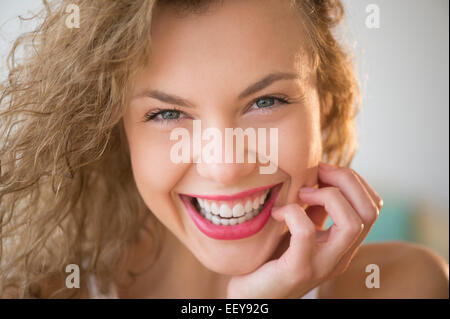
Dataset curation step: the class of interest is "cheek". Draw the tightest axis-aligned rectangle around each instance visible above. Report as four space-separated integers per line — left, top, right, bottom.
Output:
278 117 320 171
125 123 188 200
277 108 321 199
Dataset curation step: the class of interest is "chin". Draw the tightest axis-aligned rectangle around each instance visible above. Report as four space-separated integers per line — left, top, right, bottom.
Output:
192 220 285 276
198 252 268 276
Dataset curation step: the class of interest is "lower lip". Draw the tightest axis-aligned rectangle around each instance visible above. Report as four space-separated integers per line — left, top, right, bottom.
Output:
180 184 282 240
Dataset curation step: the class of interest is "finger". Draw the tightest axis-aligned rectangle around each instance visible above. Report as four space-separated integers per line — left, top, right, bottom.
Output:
317 164 381 253
298 187 364 274
316 163 383 275
319 162 383 212
317 163 380 232
353 170 384 211
228 204 318 298
335 174 384 273
271 204 316 273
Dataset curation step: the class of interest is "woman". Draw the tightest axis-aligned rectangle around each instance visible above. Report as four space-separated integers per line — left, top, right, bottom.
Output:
0 0 448 298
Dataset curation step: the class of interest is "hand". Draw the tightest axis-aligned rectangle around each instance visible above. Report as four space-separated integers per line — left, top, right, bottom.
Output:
226 162 383 298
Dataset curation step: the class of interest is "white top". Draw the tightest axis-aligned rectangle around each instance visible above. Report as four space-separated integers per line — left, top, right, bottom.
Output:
86 273 319 299
300 286 320 299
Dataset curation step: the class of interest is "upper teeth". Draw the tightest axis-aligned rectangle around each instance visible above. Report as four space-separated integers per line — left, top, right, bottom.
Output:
196 190 269 219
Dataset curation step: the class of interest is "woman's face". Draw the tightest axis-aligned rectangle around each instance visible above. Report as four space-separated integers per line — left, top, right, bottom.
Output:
123 0 323 275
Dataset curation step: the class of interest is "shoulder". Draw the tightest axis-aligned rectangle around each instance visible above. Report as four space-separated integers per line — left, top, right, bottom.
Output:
319 241 449 298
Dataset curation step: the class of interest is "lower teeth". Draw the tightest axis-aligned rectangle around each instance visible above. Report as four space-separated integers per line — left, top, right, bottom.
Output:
200 207 262 226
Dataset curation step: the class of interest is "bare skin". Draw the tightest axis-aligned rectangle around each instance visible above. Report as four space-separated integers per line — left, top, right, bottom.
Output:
319 241 449 298
111 228 449 299
117 0 449 299
6 237 448 298
7 0 447 299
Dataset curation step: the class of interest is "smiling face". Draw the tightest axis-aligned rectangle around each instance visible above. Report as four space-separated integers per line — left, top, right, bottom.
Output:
122 0 323 275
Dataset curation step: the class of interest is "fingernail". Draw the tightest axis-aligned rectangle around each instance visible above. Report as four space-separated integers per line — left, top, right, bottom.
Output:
319 162 337 170
271 206 282 213
299 187 316 193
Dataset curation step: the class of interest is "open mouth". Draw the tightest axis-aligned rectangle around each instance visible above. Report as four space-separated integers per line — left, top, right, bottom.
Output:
192 187 272 226
180 183 283 240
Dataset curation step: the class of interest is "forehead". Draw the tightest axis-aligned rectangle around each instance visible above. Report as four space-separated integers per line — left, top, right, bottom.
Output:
134 0 311 92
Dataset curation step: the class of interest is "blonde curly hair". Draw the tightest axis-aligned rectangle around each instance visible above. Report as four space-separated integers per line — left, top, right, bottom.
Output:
0 0 360 298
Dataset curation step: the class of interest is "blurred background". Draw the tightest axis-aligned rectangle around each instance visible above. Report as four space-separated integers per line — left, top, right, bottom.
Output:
337 0 449 261
0 0 448 261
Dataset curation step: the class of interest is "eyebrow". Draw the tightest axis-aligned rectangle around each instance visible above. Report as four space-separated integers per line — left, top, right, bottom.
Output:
132 71 300 107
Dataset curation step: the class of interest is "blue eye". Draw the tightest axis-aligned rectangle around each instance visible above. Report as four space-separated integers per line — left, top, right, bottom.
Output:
160 110 181 120
144 108 185 122
249 96 290 111
144 95 291 123
255 97 275 108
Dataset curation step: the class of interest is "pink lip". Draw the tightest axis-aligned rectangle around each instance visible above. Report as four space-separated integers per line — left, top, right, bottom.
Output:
180 183 283 240
182 183 277 201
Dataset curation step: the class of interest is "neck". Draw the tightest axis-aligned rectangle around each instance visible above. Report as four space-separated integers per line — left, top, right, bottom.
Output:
116 222 231 298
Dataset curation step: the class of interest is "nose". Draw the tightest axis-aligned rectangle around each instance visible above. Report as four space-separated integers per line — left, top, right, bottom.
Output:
193 121 258 185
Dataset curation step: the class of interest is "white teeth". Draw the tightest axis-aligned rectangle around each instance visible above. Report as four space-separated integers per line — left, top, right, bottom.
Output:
204 200 211 213
252 198 260 210
221 219 230 226
219 204 233 218
212 215 221 225
244 200 252 213
200 209 262 225
232 204 245 217
202 210 245 226
261 190 270 205
201 208 248 226
195 188 273 226
211 202 219 215
259 192 266 204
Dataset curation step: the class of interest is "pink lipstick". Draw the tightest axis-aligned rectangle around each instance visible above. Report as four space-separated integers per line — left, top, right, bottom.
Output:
183 183 278 201
180 183 283 240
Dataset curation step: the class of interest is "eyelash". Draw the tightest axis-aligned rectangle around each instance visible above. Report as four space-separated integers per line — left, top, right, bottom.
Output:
143 95 292 123
144 106 186 123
